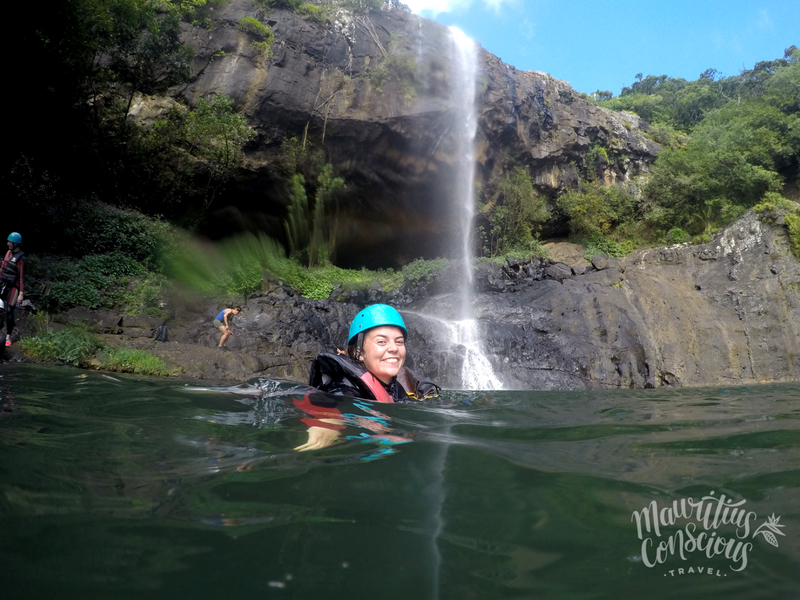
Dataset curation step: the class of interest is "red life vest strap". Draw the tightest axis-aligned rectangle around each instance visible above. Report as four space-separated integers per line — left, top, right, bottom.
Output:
359 372 395 403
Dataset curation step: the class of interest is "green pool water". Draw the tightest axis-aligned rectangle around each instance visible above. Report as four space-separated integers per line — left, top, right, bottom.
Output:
1 364 798 599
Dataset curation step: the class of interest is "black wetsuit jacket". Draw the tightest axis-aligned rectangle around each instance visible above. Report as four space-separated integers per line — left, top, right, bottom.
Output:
309 353 440 402
1 249 24 288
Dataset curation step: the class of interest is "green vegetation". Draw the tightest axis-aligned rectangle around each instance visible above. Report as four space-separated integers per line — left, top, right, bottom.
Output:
284 164 345 267
8 0 255 224
173 0 229 27
361 33 422 99
588 46 800 244
18 326 173 375
476 241 551 264
167 231 449 300
255 0 410 23
556 181 636 238
553 180 640 259
754 193 800 258
786 213 800 258
28 203 174 316
256 0 332 23
99 348 172 375
18 326 103 367
480 166 550 257
239 16 274 54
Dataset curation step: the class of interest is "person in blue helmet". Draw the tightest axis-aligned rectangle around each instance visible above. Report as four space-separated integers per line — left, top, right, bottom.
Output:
1 233 25 347
309 304 440 403
296 304 439 451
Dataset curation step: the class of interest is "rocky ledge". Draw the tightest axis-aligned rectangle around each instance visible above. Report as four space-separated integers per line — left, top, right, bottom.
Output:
6 211 799 391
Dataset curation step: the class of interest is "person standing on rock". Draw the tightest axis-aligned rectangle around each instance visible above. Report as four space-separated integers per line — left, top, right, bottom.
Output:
213 306 240 349
1 232 25 347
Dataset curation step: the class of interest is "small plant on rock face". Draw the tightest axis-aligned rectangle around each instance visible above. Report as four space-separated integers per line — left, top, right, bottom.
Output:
785 213 800 259
239 17 274 55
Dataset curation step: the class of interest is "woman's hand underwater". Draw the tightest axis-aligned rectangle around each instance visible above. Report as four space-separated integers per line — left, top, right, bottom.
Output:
294 423 343 451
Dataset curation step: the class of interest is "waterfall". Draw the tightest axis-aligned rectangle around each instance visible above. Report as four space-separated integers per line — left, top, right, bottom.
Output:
443 28 503 391
449 27 478 320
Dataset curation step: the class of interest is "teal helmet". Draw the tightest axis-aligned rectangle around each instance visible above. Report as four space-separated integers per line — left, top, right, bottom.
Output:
348 304 407 345
7 232 21 244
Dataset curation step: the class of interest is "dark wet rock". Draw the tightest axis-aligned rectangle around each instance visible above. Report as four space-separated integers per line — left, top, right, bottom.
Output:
55 308 123 334
474 262 506 292
127 1 660 268
545 262 572 281
591 254 609 270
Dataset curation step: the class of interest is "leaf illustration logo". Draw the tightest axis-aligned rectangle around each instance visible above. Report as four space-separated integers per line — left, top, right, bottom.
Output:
753 513 785 548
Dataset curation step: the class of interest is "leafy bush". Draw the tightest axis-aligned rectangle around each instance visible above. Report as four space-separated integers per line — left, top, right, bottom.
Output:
297 2 329 23
18 326 102 367
556 181 637 238
395 258 449 284
644 100 788 233
42 202 173 268
585 144 609 178
119 274 169 317
643 121 690 150
42 252 150 312
753 191 797 217
256 0 332 22
19 326 173 375
667 227 691 244
173 0 229 26
580 234 628 261
100 348 171 376
481 166 550 257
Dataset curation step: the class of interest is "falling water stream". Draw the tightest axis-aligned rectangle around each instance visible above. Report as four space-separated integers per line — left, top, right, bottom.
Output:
428 27 502 392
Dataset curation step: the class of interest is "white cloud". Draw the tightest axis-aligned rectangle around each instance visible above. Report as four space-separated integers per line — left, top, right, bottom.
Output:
521 16 535 41
756 9 773 30
404 0 513 16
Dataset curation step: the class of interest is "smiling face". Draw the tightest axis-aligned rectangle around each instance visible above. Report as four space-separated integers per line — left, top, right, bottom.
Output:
360 326 406 384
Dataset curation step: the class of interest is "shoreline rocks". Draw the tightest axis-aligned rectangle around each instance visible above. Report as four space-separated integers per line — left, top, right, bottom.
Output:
7 212 800 391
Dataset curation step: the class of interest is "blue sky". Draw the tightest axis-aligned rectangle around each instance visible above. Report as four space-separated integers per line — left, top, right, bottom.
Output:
405 0 799 95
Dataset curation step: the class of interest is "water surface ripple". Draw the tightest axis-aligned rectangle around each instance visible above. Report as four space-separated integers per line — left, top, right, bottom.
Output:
1 364 798 599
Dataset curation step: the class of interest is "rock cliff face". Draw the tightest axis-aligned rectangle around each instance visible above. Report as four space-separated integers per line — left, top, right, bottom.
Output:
29 211 798 390
159 0 659 267
417 210 800 389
